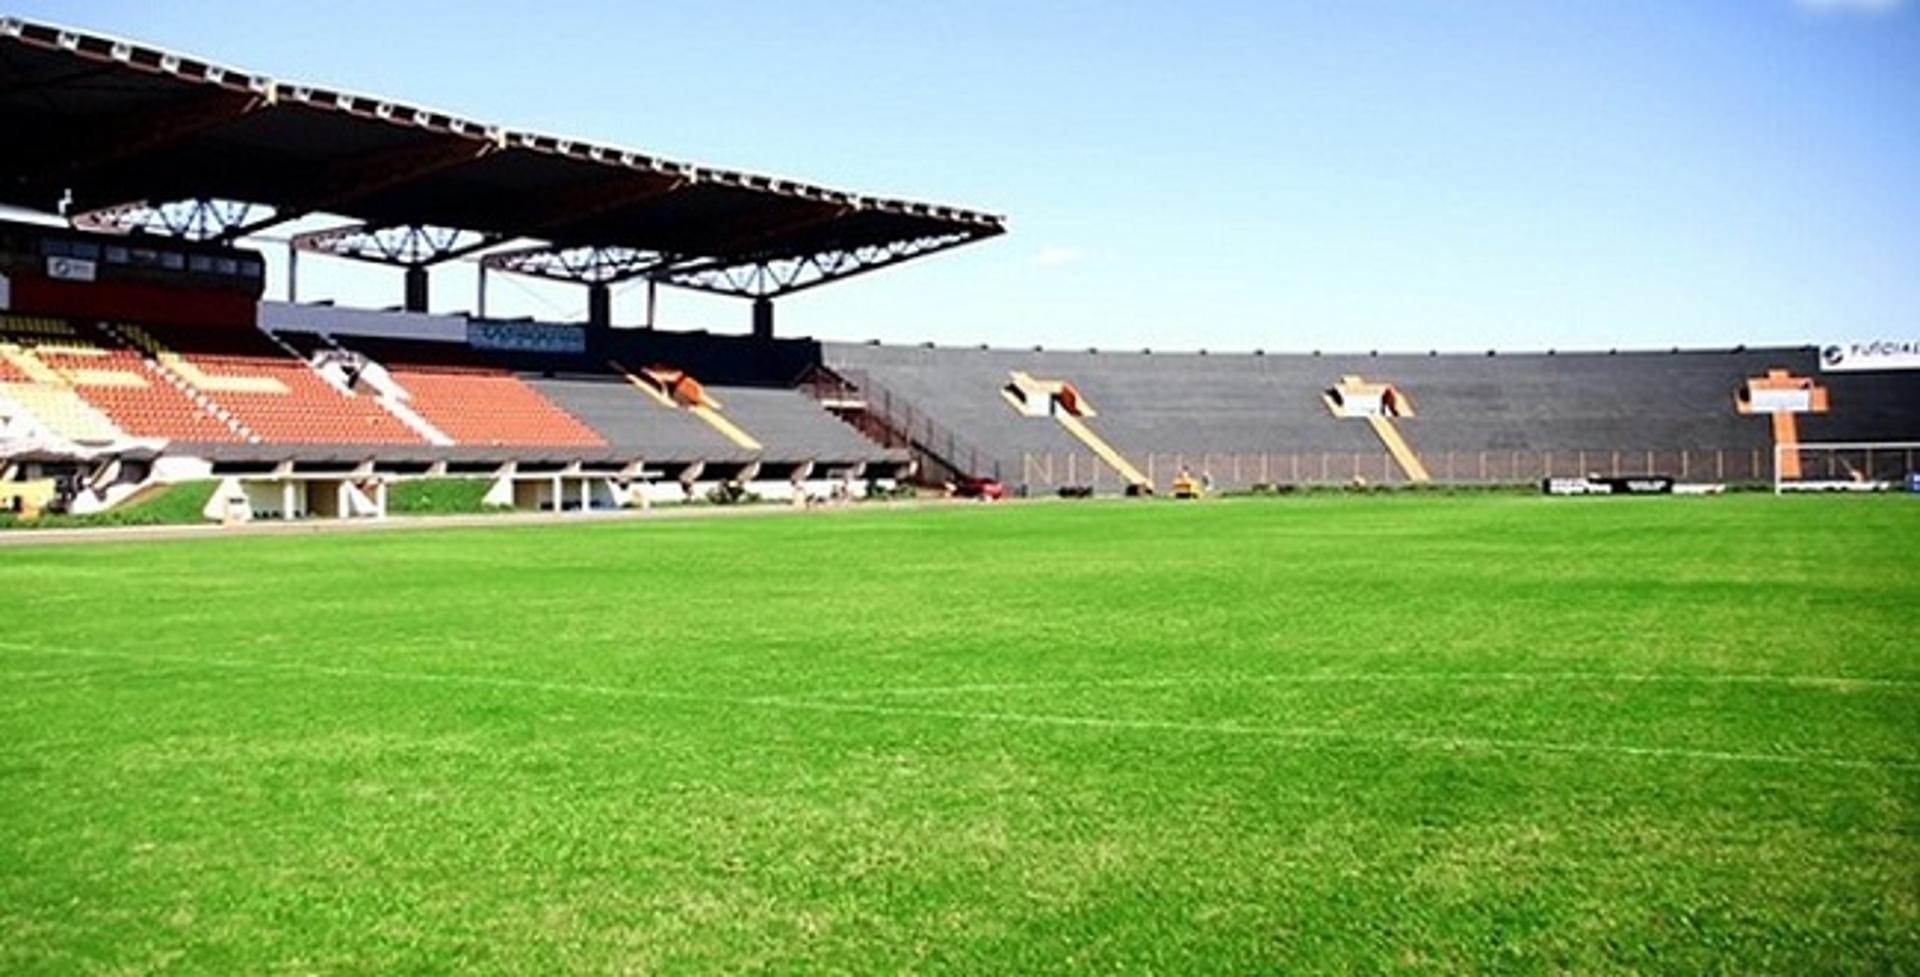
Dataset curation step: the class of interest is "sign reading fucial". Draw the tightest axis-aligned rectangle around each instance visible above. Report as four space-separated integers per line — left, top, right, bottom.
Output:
1820 340 1920 373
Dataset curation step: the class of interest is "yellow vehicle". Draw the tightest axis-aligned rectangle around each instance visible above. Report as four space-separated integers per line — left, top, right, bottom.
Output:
1 478 59 518
1170 472 1206 499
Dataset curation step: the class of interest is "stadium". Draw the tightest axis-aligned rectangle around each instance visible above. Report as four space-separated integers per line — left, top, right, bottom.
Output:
1 10 1916 974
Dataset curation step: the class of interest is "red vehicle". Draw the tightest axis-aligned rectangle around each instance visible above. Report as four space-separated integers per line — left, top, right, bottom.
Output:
952 476 1006 500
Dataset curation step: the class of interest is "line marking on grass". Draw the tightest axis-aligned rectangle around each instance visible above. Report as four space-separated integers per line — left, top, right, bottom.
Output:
798 671 1920 700
0 641 724 705
751 696 1920 773
5 640 1916 773
0 659 187 686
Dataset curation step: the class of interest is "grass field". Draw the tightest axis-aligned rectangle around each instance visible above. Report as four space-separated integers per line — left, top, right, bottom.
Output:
0 481 217 531
2 495 1916 974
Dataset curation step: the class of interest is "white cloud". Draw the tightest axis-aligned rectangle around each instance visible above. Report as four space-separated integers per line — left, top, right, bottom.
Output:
1029 246 1086 268
1793 0 1904 14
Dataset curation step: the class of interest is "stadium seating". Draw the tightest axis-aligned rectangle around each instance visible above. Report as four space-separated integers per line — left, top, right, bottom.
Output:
9 299 1913 490
0 316 240 443
255 327 900 464
121 323 424 445
1799 367 1920 444
823 342 1920 487
333 337 606 448
0 383 125 443
520 371 747 458
822 344 1375 484
700 384 897 461
468 337 905 465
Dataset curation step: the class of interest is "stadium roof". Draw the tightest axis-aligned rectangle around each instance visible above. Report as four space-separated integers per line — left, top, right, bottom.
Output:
0 16 1005 298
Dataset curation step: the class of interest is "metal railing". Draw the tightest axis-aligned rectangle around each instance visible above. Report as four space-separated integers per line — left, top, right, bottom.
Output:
1019 447 1791 493
1776 442 1920 493
797 365 1003 482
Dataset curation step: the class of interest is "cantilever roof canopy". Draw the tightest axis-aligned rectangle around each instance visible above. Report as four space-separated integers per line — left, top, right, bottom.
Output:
0 16 1005 298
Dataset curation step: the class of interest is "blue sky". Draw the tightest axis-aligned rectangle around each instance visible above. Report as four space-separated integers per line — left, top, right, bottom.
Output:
11 0 1918 351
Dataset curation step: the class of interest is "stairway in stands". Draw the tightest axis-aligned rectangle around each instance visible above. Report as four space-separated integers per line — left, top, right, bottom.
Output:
2 316 246 443
111 322 423 445
327 337 605 448
272 331 452 445
799 364 1001 481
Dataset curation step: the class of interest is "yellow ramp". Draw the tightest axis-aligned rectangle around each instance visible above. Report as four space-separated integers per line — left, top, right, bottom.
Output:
1055 412 1147 486
690 404 762 451
610 361 677 407
1365 415 1431 483
1772 412 1802 480
1736 370 1825 481
609 360 762 450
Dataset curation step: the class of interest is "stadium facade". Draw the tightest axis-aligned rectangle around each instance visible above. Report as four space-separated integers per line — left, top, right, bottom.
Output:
1 16 1915 519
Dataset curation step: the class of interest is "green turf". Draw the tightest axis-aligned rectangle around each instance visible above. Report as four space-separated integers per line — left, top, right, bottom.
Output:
385 478 508 516
0 480 216 531
1 496 1915 974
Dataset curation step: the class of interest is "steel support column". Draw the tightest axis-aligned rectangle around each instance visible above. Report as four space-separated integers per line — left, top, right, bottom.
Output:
752 298 774 340
404 267 430 313
588 283 612 329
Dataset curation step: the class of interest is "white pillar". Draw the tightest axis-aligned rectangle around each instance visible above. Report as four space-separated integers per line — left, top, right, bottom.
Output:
281 481 296 521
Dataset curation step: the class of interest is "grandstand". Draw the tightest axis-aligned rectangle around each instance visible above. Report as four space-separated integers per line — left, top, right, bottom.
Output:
0 14 1914 522
0 15 980 516
821 342 1920 491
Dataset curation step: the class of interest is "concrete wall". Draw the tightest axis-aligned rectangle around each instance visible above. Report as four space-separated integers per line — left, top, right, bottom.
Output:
259 301 467 343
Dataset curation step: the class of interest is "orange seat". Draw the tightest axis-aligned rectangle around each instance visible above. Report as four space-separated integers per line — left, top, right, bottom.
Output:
341 338 604 448
122 323 424 445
